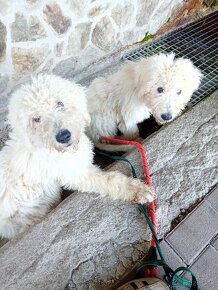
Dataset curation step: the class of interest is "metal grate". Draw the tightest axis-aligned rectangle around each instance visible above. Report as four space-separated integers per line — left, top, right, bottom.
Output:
122 11 218 107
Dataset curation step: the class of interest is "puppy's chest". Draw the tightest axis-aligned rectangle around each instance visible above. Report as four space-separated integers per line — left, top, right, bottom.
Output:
53 147 93 182
124 105 151 124
5 180 60 215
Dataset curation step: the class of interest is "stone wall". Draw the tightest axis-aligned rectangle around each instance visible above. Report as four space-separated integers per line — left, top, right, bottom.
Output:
0 0 184 92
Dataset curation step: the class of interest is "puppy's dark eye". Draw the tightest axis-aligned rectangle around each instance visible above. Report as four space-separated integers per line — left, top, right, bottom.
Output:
177 89 182 95
33 117 41 123
157 87 164 94
57 101 64 108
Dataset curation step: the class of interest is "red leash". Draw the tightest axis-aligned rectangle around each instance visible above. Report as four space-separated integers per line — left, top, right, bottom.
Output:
101 137 158 277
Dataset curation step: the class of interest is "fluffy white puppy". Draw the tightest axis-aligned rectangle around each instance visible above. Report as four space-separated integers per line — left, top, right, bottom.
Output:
0 75 155 239
86 53 202 148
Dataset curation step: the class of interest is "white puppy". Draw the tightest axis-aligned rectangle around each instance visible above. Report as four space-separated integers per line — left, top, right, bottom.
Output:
0 75 155 239
86 53 202 149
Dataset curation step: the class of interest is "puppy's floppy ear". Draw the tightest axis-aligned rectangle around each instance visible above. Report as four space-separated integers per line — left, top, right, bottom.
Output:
175 58 203 91
72 83 91 126
82 106 91 126
191 66 203 92
7 86 26 130
166 51 176 61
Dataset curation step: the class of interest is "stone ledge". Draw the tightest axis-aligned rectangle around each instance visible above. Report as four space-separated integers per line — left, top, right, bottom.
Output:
122 92 218 237
0 94 217 289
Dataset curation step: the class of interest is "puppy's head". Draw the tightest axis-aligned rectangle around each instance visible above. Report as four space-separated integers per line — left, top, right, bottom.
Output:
137 53 203 124
8 74 90 152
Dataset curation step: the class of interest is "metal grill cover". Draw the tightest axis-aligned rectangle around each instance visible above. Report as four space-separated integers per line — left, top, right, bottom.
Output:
122 11 218 107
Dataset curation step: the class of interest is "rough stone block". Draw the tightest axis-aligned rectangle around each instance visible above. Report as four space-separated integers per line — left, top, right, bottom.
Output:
67 0 88 18
12 45 50 74
111 2 134 27
67 22 92 55
53 46 104 79
0 194 150 290
147 0 183 34
92 16 118 52
53 56 79 78
11 13 46 42
0 21 6 62
136 0 157 27
88 3 109 18
43 2 71 34
0 0 196 85
0 74 9 94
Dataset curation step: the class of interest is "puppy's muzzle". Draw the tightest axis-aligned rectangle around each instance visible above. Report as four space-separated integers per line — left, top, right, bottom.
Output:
56 129 71 144
160 113 172 121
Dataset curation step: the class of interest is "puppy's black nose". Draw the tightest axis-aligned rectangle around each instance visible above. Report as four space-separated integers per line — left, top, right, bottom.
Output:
161 113 172 121
56 129 71 144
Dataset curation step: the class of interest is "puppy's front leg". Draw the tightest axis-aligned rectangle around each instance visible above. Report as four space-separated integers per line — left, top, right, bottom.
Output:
118 121 139 140
67 167 155 204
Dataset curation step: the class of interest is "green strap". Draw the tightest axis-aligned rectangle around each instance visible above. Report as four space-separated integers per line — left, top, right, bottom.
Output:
94 149 200 290
137 259 167 269
138 205 199 290
94 149 137 177
138 204 166 262
171 267 199 290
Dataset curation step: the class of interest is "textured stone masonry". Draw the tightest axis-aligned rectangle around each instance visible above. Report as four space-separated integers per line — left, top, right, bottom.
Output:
0 21 6 61
0 0 184 90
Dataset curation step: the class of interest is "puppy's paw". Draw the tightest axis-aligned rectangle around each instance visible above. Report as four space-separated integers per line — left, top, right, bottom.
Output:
120 131 140 141
100 138 109 144
100 136 117 144
131 179 156 204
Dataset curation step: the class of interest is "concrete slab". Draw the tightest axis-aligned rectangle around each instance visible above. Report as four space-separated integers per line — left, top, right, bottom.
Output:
166 202 218 265
158 240 186 280
211 234 218 252
189 246 218 290
205 186 218 212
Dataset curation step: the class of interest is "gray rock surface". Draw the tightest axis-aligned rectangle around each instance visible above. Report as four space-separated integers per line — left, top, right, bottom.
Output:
0 97 9 150
11 13 46 42
12 45 50 74
0 92 217 289
0 21 6 61
67 22 92 55
92 16 118 52
111 2 134 27
43 2 71 34
122 93 218 236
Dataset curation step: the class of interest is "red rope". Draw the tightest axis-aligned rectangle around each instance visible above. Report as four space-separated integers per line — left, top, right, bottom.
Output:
101 136 158 277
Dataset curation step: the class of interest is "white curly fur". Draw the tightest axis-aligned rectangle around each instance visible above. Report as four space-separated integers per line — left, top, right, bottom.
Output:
0 75 155 239
86 53 203 145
